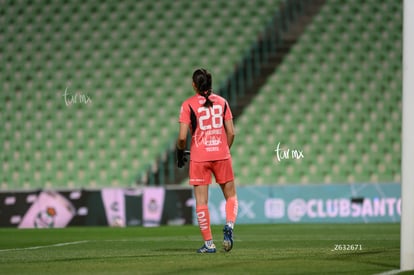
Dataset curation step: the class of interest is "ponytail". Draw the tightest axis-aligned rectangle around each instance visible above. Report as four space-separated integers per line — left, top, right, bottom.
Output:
192 68 213 108
202 89 213 108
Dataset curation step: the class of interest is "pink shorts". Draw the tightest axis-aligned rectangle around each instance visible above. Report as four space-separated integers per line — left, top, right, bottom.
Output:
189 158 234 185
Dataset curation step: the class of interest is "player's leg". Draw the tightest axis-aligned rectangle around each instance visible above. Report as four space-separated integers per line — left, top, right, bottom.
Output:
213 159 238 252
219 180 238 252
194 184 216 252
190 161 216 253
219 180 238 228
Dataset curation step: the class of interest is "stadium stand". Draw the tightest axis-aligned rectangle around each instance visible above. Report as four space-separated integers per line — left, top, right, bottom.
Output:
1 0 402 189
231 0 402 185
1 0 286 190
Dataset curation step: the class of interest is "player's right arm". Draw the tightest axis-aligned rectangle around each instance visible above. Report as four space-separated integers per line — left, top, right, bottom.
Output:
177 102 191 168
224 119 235 149
177 122 189 150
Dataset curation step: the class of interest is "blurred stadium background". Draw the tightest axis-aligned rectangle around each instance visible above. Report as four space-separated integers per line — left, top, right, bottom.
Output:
0 0 402 227
0 0 402 230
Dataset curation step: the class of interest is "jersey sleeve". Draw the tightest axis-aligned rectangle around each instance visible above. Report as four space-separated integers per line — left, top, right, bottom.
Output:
178 102 191 125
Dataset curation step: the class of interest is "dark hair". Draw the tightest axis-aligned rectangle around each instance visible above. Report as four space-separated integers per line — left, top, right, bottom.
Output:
192 68 213 108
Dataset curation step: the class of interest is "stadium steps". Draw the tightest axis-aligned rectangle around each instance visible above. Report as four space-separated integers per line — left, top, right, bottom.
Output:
233 0 326 119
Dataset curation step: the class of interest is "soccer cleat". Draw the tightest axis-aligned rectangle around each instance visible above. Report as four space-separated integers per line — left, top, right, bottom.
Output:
223 225 234 252
197 243 216 253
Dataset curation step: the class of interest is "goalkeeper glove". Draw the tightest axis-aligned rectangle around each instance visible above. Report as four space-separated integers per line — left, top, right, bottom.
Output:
176 147 187 168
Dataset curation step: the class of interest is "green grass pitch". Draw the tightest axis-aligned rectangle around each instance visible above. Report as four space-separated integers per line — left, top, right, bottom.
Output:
0 224 403 274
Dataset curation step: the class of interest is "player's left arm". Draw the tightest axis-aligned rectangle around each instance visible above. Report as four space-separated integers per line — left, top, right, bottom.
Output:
224 119 235 149
223 101 235 149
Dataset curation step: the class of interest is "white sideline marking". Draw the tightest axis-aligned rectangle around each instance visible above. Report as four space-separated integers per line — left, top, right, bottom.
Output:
0 237 224 253
0 240 90 253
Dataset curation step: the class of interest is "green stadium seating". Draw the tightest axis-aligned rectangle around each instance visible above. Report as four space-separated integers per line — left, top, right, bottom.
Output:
1 0 283 189
231 0 402 185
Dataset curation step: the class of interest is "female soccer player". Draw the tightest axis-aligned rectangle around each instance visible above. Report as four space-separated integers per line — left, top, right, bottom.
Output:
176 68 238 253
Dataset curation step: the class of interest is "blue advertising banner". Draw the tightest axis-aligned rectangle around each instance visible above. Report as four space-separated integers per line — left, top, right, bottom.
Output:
202 183 401 224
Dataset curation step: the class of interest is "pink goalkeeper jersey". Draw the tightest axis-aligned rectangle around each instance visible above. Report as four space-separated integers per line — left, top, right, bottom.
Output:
179 93 233 162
